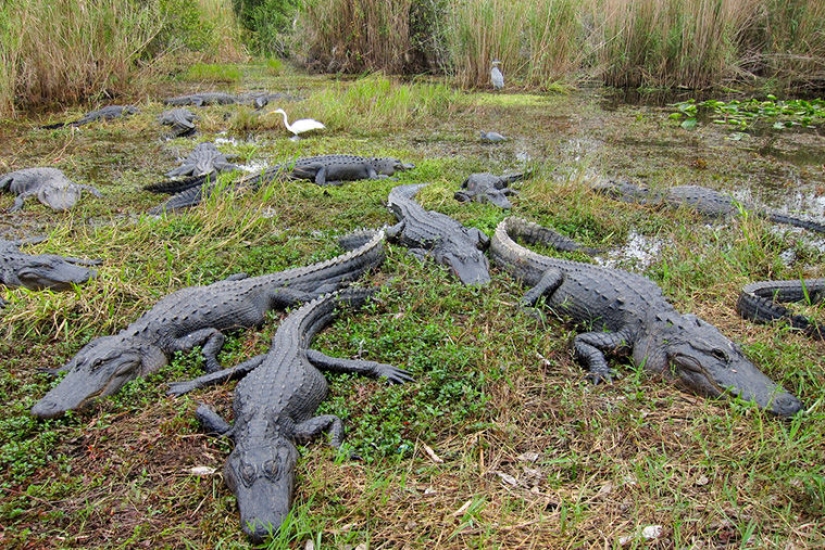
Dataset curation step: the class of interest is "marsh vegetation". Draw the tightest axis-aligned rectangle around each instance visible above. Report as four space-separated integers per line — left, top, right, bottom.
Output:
1 1 824 548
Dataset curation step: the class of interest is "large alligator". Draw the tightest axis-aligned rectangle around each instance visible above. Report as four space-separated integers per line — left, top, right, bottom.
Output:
736 278 824 339
0 167 102 212
31 231 387 418
41 105 139 129
387 183 491 285
158 108 198 137
163 91 296 109
168 288 412 541
163 92 239 106
1 238 100 307
596 180 825 233
146 155 414 213
164 142 239 179
490 216 803 417
454 172 525 209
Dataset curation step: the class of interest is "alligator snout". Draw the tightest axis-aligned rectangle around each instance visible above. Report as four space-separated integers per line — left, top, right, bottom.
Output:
770 393 804 418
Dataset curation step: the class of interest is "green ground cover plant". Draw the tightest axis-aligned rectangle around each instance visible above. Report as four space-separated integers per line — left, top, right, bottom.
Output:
0 61 823 548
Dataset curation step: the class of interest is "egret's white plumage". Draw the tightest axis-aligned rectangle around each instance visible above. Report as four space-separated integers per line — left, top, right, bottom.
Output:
272 108 325 140
490 60 504 90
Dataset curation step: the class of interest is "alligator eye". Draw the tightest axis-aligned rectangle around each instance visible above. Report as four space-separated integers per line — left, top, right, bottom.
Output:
263 459 279 479
239 463 256 487
710 348 729 363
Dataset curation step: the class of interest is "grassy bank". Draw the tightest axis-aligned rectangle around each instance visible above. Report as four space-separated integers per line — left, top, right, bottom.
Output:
0 63 823 547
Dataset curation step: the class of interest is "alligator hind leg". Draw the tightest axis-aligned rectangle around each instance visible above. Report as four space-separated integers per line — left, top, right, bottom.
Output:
167 355 267 396
522 268 564 307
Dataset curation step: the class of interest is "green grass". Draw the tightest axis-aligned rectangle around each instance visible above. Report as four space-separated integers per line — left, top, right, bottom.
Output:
0 61 824 548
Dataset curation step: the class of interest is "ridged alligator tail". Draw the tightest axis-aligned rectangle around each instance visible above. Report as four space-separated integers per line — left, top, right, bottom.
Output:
168 287 413 541
736 278 824 339
490 216 802 417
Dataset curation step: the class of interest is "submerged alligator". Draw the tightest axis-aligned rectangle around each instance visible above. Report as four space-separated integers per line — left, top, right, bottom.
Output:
454 172 525 209
146 155 414 213
31 231 387 418
736 278 824 339
168 288 412 541
490 216 803 417
387 184 491 285
0 167 102 212
41 105 139 129
164 142 239 179
1 238 100 307
596 180 825 233
158 108 199 137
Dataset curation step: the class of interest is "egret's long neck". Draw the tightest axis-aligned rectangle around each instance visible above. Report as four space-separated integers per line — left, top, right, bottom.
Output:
279 111 290 132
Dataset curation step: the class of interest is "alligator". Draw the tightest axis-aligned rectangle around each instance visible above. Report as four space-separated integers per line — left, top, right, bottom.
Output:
1 238 100 307
162 92 296 108
736 278 824 339
387 183 491 285
31 231 387 418
167 287 412 541
146 155 414 212
480 131 508 143
158 108 198 137
289 155 414 186
164 142 239 179
454 172 525 209
163 92 239 106
41 105 139 129
0 167 102 212
490 216 803 417
596 180 825 233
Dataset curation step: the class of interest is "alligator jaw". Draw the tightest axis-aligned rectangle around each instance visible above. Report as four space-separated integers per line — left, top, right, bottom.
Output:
31 337 147 419
16 260 96 291
659 316 803 417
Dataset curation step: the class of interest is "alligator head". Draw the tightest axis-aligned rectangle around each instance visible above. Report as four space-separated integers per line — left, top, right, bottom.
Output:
37 183 82 211
635 312 803 417
13 255 96 290
377 158 415 176
436 228 491 285
224 435 299 542
31 335 166 418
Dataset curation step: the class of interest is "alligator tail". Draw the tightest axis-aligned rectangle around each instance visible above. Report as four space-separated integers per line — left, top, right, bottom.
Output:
736 280 824 339
767 212 825 234
144 174 208 194
148 185 206 214
503 217 600 256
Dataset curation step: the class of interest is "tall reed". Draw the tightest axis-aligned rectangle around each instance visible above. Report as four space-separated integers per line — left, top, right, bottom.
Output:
298 0 414 73
594 0 760 89
4 0 162 111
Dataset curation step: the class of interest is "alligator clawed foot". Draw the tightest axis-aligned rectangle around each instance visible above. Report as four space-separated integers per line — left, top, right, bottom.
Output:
587 370 614 385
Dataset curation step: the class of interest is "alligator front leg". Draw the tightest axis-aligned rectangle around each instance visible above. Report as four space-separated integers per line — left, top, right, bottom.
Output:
293 415 345 448
572 330 632 384
171 328 226 372
305 349 414 384
196 404 233 435
167 355 267 396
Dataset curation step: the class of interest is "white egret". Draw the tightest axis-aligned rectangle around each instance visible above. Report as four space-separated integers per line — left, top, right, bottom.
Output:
490 60 504 91
271 108 325 140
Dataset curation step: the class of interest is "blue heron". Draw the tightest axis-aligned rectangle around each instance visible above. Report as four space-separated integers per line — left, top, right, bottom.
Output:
490 60 504 90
